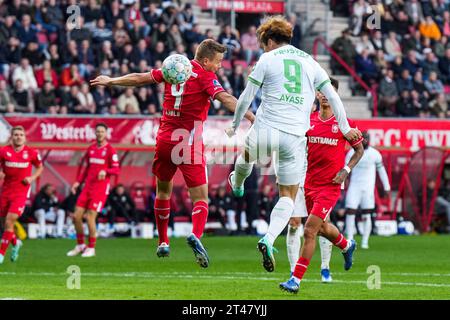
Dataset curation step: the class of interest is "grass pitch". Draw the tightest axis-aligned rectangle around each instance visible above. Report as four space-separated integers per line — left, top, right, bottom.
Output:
0 235 449 300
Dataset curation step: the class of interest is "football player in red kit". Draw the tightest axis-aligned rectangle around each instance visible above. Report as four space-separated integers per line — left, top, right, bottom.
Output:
67 123 120 258
90 39 254 267
281 78 364 293
0 126 43 264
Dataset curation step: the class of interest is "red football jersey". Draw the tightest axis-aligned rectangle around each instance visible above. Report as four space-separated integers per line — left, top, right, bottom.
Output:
151 60 225 143
0 145 42 197
77 143 120 186
304 112 363 188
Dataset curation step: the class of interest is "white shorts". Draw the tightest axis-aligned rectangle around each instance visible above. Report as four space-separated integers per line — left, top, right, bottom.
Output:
345 183 375 210
293 187 308 218
245 123 307 186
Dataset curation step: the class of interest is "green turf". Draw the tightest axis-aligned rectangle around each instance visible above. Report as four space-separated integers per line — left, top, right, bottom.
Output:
0 235 449 300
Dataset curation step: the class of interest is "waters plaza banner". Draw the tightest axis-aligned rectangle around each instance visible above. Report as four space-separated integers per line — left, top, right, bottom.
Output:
1 116 450 151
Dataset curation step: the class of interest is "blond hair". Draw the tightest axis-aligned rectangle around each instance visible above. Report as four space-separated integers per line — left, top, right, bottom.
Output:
195 39 227 61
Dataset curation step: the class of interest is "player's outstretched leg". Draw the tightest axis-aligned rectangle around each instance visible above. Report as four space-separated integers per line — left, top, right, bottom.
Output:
228 153 254 197
81 210 98 258
321 222 356 271
67 207 87 256
286 219 302 276
154 198 171 258
258 196 294 272
319 236 333 283
1 214 20 264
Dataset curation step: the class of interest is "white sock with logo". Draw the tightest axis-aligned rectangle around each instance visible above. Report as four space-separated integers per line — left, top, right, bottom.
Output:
362 213 372 247
319 236 333 270
265 197 294 246
234 154 253 187
345 214 356 241
286 224 301 273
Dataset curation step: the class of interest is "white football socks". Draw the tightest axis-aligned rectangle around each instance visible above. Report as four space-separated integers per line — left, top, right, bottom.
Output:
319 236 333 270
345 214 356 241
265 197 294 246
234 154 253 187
286 224 301 273
362 213 372 247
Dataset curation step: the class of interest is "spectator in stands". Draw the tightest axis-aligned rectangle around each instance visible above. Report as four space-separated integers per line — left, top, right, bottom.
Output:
184 23 206 47
371 30 384 52
92 85 112 114
68 16 92 45
394 10 411 36
22 41 45 67
35 81 58 114
397 69 414 93
422 49 441 78
351 0 371 36
137 87 158 114
442 11 450 37
32 183 66 238
77 83 96 114
419 15 442 41
113 18 131 47
439 48 450 84
425 71 445 98
131 39 153 67
379 69 399 116
117 88 140 114
403 50 423 76
92 18 114 44
12 58 38 92
153 41 168 63
240 26 261 65
152 23 172 51
48 43 62 73
177 3 196 33
84 0 102 29
405 0 424 25
63 85 82 113
104 0 124 27
356 33 376 56
355 49 379 84
208 186 230 231
402 30 422 54
160 4 178 28
397 90 416 117
331 29 356 74
129 18 148 45
63 40 80 65
61 64 84 87
0 79 15 113
429 93 449 118
35 60 59 89
18 14 38 45
106 184 136 226
410 90 429 117
0 16 19 45
218 25 241 61
45 0 64 30
168 24 185 51
258 184 275 224
12 79 34 113
374 50 389 70
143 2 161 31
384 31 403 61
413 70 430 100
288 13 302 49
229 64 245 99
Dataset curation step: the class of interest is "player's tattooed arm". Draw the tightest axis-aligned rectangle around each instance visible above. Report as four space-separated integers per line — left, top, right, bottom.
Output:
90 72 156 87
332 143 364 184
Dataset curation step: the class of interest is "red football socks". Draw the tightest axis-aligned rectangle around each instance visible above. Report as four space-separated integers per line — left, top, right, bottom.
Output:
76 233 85 245
332 233 349 251
88 237 96 249
0 231 14 255
191 201 209 239
154 198 170 245
293 257 310 281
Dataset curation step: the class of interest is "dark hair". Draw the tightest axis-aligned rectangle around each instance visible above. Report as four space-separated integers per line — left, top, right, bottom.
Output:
330 77 339 91
95 122 108 130
257 16 293 46
195 39 227 61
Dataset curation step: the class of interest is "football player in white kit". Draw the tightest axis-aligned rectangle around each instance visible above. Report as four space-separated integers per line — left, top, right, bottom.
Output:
226 16 361 273
345 131 391 249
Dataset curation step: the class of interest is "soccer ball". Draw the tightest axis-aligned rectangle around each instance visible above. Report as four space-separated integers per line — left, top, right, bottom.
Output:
161 54 192 84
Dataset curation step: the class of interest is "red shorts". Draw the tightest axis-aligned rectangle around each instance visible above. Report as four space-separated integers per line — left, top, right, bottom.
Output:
76 183 110 213
0 196 27 217
304 185 341 221
152 139 207 188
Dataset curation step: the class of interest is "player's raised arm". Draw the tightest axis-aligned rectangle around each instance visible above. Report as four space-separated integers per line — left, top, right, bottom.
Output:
376 152 391 192
215 91 255 131
90 72 157 87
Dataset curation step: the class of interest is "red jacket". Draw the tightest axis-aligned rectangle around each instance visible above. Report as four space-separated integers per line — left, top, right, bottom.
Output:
35 68 59 88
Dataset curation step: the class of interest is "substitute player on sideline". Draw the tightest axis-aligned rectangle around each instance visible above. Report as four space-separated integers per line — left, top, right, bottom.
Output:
67 123 120 258
286 78 364 285
0 126 43 264
345 132 391 249
90 39 254 268
227 16 361 273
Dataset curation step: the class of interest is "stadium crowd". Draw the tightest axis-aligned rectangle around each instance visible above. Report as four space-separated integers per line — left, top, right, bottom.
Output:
0 0 301 117
330 0 450 117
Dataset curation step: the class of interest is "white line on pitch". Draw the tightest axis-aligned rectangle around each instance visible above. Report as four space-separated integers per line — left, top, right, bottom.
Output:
1 271 450 288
